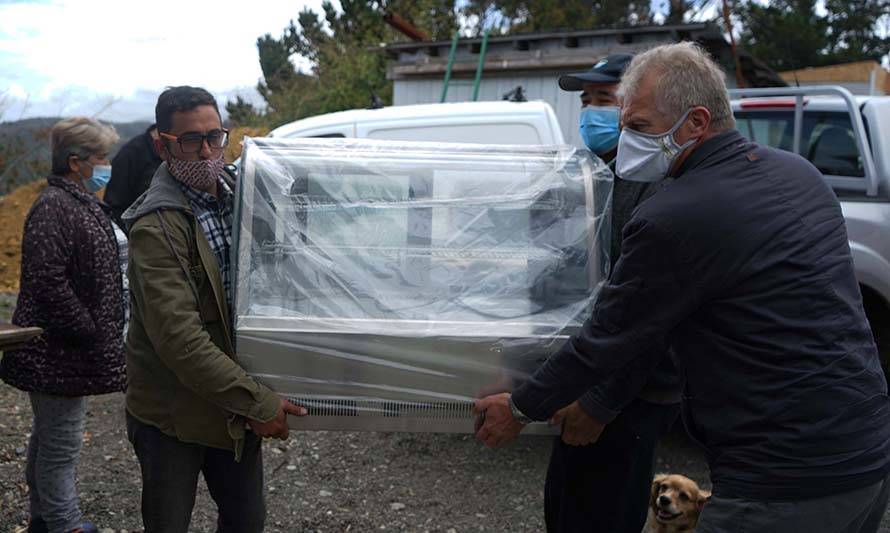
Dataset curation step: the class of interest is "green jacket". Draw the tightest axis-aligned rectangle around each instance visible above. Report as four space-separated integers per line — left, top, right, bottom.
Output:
122 163 279 457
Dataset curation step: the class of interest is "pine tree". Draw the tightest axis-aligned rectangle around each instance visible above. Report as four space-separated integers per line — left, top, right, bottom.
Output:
824 0 890 63
737 0 831 71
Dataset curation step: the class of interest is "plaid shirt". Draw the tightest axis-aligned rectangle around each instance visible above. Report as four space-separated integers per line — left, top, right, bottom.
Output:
178 177 234 310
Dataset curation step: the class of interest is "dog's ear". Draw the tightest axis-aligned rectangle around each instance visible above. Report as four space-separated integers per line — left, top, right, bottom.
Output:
697 490 711 511
651 474 666 508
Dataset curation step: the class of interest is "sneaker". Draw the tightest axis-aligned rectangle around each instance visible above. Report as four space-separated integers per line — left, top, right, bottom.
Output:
69 522 98 533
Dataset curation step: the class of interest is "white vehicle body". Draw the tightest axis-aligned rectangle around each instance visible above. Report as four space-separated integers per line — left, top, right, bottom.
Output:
268 100 565 145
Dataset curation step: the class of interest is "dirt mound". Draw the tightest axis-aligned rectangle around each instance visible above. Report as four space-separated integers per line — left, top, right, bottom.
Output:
226 126 269 163
0 180 46 294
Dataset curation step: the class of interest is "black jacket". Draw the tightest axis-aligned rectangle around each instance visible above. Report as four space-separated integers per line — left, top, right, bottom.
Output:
106 126 161 228
576 175 681 420
513 130 890 501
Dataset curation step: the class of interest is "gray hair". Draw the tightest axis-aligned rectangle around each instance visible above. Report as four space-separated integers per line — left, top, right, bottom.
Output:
617 42 735 131
50 117 119 175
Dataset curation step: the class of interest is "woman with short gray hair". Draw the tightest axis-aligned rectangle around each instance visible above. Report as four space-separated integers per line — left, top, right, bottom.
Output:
1 116 126 533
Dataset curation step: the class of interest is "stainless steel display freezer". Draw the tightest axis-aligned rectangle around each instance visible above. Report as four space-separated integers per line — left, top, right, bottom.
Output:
233 137 612 433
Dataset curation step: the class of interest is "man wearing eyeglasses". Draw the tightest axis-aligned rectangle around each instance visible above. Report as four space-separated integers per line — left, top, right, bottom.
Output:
121 86 307 532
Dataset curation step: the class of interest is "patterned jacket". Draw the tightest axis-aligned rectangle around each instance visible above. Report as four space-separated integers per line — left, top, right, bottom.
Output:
0 175 126 396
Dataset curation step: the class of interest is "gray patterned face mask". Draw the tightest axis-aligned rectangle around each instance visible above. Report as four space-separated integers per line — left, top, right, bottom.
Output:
167 155 225 191
615 109 697 183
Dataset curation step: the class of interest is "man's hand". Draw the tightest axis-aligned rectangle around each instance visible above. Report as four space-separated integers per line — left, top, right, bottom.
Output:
549 400 606 446
473 393 525 448
247 399 308 440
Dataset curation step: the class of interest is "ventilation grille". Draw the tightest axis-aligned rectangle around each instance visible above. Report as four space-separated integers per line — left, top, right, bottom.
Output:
287 397 474 419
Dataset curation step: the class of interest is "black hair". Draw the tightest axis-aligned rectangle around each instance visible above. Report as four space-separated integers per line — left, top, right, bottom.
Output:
155 86 220 133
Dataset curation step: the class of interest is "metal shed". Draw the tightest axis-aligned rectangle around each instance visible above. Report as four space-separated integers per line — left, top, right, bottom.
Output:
382 23 785 148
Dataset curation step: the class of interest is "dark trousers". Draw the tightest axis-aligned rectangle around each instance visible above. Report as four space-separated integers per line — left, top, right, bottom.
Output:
698 469 890 533
126 412 266 533
544 398 679 533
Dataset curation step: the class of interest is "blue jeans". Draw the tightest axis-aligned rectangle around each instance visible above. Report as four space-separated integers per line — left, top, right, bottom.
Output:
26 392 87 533
126 411 266 533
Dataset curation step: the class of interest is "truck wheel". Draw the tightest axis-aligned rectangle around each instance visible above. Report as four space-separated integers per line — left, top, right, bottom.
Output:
861 286 890 384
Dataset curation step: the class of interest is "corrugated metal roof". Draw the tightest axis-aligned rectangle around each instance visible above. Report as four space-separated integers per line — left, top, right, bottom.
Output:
380 23 720 52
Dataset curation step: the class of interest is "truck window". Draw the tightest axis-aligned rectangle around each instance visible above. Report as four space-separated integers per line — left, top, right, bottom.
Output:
734 111 864 178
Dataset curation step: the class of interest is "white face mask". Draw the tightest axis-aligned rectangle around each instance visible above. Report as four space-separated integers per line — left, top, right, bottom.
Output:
616 109 697 182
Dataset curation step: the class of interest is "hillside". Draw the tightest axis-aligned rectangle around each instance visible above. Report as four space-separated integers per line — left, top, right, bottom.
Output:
0 118 152 196
0 126 266 294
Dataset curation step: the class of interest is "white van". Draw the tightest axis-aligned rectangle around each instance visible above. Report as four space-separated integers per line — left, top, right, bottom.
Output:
267 100 566 145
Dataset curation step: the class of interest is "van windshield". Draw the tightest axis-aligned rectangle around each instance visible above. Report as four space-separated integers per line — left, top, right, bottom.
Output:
734 110 864 178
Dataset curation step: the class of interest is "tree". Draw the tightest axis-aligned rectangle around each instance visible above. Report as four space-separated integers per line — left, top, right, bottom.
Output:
824 0 890 63
233 0 459 128
737 0 831 71
665 0 688 24
256 33 300 103
461 0 652 34
224 96 264 128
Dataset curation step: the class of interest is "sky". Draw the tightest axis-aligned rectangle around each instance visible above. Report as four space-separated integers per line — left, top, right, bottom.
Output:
1 1 884 124
0 0 334 123
0 0 721 124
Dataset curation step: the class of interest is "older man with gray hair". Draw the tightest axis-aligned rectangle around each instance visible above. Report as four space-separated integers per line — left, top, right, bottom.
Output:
475 42 890 531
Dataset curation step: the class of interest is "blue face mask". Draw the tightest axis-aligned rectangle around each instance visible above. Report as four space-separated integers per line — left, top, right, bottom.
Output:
83 163 112 193
579 106 620 156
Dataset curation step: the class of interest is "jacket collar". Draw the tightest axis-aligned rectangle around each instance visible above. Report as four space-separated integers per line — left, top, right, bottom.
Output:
47 174 103 206
121 161 236 230
121 162 191 230
670 129 746 178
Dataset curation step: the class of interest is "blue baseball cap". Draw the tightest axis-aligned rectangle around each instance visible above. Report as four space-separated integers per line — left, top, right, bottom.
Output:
558 54 634 91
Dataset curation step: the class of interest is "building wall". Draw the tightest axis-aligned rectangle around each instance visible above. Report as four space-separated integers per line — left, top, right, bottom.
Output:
779 61 888 96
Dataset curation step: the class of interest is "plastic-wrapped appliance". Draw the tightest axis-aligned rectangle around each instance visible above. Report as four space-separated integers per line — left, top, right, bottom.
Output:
233 137 612 433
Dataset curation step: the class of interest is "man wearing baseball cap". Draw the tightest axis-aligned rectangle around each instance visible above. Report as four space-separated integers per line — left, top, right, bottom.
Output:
543 53 682 533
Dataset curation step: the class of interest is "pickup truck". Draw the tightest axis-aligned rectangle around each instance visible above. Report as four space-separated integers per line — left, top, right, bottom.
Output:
729 86 890 377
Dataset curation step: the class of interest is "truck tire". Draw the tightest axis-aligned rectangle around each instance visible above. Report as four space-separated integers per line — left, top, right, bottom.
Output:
861 286 890 384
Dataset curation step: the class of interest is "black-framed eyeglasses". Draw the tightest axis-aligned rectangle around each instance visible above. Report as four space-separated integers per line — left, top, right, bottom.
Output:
160 128 229 154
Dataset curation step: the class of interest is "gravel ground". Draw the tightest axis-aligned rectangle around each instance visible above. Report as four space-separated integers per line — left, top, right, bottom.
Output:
2 384 889 532
0 385 711 533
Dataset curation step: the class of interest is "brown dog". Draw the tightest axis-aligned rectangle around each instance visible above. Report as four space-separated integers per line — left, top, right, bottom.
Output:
643 473 710 532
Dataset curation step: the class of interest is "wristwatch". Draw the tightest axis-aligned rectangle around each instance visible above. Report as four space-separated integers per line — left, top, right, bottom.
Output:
508 394 534 425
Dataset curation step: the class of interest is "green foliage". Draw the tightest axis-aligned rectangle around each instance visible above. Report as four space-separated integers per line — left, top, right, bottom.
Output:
824 0 890 62
224 96 265 129
737 0 831 71
462 0 653 34
228 0 889 128
230 0 458 129
738 0 889 71
664 0 689 25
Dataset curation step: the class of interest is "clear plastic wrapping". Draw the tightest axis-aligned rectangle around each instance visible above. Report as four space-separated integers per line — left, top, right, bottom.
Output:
233 137 612 432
